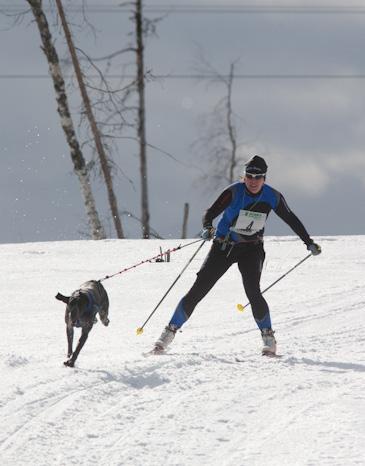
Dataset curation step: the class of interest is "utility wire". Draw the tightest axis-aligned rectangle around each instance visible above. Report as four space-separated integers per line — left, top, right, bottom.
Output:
1 73 365 80
2 4 365 14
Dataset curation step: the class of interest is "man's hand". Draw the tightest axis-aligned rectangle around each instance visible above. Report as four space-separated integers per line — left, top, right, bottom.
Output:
307 242 321 256
200 226 215 241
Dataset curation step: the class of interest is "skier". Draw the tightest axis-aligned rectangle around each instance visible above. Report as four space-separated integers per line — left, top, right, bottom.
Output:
153 156 321 356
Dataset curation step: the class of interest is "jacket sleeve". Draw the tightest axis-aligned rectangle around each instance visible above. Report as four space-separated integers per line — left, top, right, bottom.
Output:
274 193 313 246
202 188 233 227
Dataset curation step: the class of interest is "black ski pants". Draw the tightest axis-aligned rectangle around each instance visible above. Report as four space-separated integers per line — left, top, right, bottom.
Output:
182 240 269 323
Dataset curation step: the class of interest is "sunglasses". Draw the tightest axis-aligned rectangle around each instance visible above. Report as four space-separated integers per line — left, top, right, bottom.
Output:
245 172 266 180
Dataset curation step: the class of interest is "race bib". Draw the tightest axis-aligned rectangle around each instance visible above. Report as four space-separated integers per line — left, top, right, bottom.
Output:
230 210 267 236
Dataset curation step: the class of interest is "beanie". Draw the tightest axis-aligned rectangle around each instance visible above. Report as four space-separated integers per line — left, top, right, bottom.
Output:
244 155 268 175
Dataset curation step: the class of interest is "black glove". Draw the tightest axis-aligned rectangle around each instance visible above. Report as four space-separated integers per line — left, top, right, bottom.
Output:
200 226 215 241
307 242 321 256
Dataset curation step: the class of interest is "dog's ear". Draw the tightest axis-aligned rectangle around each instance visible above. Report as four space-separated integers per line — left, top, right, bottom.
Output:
55 293 70 304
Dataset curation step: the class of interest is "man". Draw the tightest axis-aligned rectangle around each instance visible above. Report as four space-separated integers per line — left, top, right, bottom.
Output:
152 156 321 356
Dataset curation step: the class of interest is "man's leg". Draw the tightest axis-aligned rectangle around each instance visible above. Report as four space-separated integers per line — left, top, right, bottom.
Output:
154 243 233 352
237 245 277 354
237 245 271 329
169 242 233 328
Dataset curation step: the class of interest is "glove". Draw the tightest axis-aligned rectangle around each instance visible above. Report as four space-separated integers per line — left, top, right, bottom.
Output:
200 226 215 241
307 242 321 256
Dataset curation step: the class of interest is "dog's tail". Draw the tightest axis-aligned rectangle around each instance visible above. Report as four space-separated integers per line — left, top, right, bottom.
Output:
55 292 70 304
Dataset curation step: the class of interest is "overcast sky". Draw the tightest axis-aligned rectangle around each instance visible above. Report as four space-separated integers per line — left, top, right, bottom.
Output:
1 0 365 243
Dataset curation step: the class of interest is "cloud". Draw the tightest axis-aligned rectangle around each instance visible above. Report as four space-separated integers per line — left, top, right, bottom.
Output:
260 149 365 197
326 152 365 188
265 151 331 196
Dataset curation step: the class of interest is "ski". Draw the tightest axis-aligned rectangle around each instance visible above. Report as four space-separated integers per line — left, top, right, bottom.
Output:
143 346 166 357
262 352 282 358
235 353 282 362
235 357 245 362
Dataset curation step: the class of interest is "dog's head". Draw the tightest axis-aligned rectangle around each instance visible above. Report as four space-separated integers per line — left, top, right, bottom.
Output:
56 291 94 326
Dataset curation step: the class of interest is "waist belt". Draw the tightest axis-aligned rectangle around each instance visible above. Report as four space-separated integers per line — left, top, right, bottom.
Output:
214 236 263 246
214 236 263 256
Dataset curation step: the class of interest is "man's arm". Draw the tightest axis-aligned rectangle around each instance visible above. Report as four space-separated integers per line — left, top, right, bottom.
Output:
202 188 233 227
274 194 313 246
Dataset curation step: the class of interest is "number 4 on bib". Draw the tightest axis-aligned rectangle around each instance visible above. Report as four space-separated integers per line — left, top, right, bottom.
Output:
230 210 267 236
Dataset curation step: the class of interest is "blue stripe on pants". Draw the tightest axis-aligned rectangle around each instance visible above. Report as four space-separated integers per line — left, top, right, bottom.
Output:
255 311 272 330
169 298 188 328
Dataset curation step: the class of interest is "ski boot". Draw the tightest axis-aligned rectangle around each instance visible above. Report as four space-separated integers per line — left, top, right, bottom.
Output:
261 328 277 356
151 324 177 354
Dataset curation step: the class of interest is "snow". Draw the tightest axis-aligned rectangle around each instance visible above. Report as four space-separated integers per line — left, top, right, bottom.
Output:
0 237 364 466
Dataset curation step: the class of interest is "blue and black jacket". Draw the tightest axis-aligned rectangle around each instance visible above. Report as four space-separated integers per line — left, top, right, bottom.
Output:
202 182 312 246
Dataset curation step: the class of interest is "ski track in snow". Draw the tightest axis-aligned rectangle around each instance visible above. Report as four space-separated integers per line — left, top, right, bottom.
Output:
0 237 364 466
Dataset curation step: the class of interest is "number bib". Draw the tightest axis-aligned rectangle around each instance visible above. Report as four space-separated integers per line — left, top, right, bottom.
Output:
230 210 267 236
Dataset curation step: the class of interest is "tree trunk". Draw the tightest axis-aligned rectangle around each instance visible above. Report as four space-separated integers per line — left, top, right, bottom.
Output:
55 0 125 239
27 0 105 239
227 63 237 184
135 0 150 239
181 203 189 239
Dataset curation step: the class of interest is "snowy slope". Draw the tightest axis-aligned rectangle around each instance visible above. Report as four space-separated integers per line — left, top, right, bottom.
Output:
0 237 364 466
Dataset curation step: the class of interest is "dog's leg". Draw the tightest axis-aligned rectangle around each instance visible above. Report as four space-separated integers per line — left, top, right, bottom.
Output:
64 327 90 368
99 308 110 326
65 311 74 357
66 325 74 357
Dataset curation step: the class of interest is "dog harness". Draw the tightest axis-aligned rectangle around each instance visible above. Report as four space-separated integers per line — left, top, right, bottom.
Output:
73 291 100 328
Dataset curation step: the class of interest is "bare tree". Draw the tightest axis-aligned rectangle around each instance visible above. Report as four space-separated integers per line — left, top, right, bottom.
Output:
26 0 105 239
55 0 125 239
120 210 163 239
73 0 165 239
55 1 171 239
192 56 248 189
226 63 238 183
135 0 150 238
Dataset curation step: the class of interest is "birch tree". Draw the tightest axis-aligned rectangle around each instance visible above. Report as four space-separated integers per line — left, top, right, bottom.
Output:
55 1 167 239
77 0 161 239
55 0 125 239
26 0 105 239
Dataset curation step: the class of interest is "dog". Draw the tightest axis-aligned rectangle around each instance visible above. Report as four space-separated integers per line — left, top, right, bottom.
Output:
55 280 110 367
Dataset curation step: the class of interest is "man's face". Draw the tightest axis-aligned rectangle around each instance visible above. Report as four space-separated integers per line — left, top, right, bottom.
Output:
244 173 265 194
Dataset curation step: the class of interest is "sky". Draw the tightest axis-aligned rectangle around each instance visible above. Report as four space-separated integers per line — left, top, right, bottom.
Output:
1 0 365 243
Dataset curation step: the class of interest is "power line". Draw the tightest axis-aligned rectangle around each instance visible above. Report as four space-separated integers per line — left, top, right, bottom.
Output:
1 73 365 80
2 4 365 14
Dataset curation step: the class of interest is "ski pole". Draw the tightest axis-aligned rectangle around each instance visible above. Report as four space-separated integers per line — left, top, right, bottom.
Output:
237 253 312 312
136 240 206 335
99 238 203 282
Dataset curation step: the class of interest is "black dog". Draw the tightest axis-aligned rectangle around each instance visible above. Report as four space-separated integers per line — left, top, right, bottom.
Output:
55 280 110 367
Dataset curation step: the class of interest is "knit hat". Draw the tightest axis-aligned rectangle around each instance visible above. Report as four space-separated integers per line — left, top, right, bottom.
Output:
244 155 268 175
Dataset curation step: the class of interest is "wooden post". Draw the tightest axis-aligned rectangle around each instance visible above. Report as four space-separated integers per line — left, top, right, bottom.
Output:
182 202 189 239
